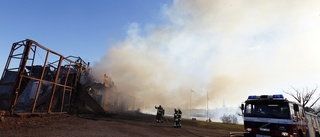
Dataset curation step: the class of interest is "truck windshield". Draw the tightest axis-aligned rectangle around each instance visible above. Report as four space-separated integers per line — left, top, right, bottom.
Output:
244 102 290 119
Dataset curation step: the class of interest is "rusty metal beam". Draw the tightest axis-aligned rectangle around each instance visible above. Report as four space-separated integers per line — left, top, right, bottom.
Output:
31 50 50 113
10 40 33 114
48 56 63 113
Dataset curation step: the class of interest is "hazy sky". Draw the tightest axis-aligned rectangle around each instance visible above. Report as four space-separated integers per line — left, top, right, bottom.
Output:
2 0 320 111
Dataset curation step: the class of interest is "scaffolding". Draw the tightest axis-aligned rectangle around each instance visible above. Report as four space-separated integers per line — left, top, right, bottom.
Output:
0 39 99 115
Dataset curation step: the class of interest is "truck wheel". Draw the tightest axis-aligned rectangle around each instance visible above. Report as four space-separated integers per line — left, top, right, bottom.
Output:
315 131 320 137
298 130 303 137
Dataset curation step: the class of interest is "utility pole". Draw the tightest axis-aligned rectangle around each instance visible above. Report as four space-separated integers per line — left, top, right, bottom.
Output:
190 90 192 118
207 90 209 121
191 90 196 118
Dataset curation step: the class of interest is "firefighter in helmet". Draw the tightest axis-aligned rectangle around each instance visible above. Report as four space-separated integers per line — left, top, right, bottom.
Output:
173 108 182 128
155 105 165 123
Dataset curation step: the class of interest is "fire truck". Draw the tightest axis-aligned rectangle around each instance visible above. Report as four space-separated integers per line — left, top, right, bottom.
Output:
240 94 320 137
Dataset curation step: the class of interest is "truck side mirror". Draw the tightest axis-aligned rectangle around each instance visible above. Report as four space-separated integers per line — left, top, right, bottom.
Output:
293 104 299 112
241 104 244 111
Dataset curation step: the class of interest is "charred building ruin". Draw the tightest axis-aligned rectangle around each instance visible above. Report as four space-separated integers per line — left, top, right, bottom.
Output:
0 39 111 115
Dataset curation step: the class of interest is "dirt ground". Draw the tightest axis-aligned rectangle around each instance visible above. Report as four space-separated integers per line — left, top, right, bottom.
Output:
0 112 244 137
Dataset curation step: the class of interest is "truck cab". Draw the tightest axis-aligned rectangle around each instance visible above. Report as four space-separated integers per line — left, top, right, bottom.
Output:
241 94 308 137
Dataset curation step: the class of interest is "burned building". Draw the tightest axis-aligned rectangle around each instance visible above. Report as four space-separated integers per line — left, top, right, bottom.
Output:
0 39 111 115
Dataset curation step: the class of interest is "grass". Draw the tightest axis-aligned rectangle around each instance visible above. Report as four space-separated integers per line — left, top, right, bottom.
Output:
196 120 244 131
163 115 244 132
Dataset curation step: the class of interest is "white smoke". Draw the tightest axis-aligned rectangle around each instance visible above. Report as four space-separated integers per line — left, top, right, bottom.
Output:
92 0 320 112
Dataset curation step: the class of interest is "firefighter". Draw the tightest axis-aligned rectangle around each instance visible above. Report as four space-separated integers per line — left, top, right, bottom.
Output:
155 105 165 123
173 108 182 128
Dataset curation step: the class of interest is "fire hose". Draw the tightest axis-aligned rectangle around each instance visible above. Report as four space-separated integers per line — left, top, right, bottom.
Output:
162 116 202 137
165 117 171 124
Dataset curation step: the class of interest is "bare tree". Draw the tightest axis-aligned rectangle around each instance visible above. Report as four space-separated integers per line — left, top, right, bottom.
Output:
283 85 320 113
220 114 238 124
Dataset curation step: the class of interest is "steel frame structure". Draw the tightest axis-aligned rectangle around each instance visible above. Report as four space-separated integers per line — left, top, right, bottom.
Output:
0 39 90 114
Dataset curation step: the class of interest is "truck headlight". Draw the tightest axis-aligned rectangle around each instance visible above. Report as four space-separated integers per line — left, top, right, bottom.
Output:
281 132 288 136
246 128 252 132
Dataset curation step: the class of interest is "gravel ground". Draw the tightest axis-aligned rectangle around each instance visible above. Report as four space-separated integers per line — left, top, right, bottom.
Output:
0 112 243 137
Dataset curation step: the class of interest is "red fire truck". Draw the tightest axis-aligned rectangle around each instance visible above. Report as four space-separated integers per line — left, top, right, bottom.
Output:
240 94 320 137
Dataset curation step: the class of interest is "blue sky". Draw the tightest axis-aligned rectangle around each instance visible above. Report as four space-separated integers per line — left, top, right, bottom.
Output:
0 0 171 71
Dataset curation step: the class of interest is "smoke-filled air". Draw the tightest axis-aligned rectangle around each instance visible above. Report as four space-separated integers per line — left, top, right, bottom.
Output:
92 0 320 112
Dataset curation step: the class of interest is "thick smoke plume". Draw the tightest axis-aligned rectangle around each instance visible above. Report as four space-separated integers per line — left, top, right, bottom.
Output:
93 0 320 112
